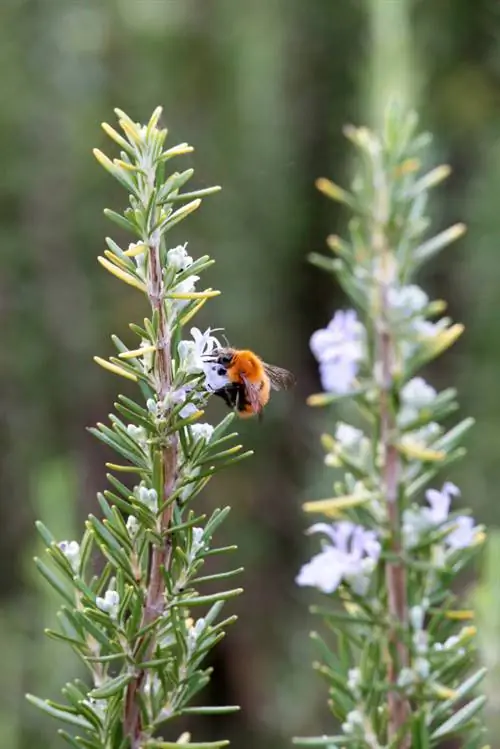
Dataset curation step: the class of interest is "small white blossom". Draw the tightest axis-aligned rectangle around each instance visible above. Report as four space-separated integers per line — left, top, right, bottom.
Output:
146 398 158 415
96 590 120 619
143 673 161 697
410 605 425 631
296 521 380 595
387 284 428 317
82 697 107 720
58 540 80 574
171 276 199 311
342 709 364 735
398 667 416 690
127 424 147 444
186 617 206 653
136 485 158 513
413 629 428 655
401 377 437 410
167 243 193 272
178 327 221 375
179 466 201 503
126 515 139 537
310 310 364 395
160 387 200 419
190 423 214 442
347 668 361 695
128 242 147 278
414 657 430 679
335 423 364 449
189 527 205 562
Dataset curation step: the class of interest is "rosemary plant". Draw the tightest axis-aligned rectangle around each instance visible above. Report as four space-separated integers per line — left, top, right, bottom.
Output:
294 106 487 748
27 107 250 749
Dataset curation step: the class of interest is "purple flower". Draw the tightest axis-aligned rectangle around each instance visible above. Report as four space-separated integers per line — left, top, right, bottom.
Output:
446 516 477 550
296 521 380 595
403 481 480 551
423 482 460 525
310 310 363 394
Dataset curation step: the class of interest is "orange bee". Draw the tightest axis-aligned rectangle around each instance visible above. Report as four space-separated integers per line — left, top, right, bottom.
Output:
211 348 295 419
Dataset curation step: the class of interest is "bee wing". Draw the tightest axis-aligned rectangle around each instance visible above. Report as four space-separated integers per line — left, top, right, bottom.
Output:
241 375 264 415
263 362 296 392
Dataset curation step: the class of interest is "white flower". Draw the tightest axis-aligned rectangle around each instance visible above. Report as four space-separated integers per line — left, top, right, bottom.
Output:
310 310 363 395
191 527 205 556
347 668 361 694
96 590 120 619
401 377 437 409
171 276 199 311
58 540 80 574
397 667 416 689
179 466 201 503
414 657 430 679
399 377 438 426
296 521 380 595
128 242 147 278
186 617 206 653
413 629 428 655
190 422 214 442
126 515 139 537
127 424 147 444
178 327 221 375
202 361 231 392
342 709 364 735
146 398 158 415
167 243 193 272
335 423 364 449
423 482 460 525
136 485 158 513
143 673 161 697
387 284 428 317
410 605 425 631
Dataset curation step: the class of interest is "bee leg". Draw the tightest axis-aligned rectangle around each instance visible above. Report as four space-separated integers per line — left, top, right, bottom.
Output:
213 383 240 411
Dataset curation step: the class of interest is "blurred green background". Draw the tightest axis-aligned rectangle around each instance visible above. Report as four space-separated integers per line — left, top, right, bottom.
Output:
2 0 500 747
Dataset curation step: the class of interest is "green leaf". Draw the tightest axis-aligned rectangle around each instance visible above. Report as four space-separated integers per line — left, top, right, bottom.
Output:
431 696 486 740
180 705 240 715
35 520 56 547
293 737 358 746
26 694 93 729
34 557 75 605
432 668 487 720
89 672 134 699
191 568 244 585
103 208 140 236
146 742 229 749
172 588 243 607
58 730 90 749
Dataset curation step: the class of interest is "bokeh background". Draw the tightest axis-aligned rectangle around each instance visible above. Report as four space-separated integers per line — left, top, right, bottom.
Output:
2 0 500 747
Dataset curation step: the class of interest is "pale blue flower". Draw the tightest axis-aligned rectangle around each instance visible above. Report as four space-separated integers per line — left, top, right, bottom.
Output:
58 540 80 574
403 482 479 550
190 423 214 442
296 521 380 595
310 310 363 394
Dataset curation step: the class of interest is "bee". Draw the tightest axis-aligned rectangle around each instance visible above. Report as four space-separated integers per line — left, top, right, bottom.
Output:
210 347 295 419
